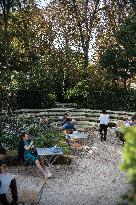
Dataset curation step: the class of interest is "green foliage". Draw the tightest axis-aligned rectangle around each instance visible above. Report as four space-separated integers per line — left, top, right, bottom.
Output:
121 127 136 182
34 130 68 153
17 89 56 109
1 115 69 156
99 15 136 88
1 115 48 150
117 127 136 205
0 0 87 104
100 48 129 80
115 15 136 49
66 85 136 111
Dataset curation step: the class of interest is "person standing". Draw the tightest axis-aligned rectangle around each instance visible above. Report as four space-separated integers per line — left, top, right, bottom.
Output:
99 110 110 141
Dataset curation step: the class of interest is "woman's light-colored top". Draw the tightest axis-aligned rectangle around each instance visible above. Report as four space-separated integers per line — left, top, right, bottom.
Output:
99 114 110 125
0 173 14 194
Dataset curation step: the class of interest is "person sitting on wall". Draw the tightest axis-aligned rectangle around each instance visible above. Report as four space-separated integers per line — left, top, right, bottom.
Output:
63 117 76 135
0 146 18 205
18 132 52 179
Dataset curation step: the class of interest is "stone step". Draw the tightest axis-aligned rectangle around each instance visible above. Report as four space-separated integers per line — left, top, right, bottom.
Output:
16 112 132 123
55 102 77 108
46 112 87 116
75 120 98 125
75 124 99 129
2 106 135 127
45 114 130 121
16 111 133 118
6 108 135 116
13 108 76 114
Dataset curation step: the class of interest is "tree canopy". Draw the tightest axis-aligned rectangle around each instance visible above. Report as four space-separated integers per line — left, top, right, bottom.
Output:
0 0 135 108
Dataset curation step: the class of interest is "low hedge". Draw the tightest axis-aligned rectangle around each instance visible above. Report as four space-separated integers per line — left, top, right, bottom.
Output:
17 89 56 109
1 89 56 110
66 88 136 111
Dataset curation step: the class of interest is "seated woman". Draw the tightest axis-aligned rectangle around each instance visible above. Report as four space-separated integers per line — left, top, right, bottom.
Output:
19 132 52 179
0 146 18 205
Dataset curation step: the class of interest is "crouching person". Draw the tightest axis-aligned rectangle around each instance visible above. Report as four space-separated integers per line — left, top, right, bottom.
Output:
0 146 18 205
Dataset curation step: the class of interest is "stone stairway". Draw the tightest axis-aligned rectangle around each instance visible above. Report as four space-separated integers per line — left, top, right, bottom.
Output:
12 103 135 129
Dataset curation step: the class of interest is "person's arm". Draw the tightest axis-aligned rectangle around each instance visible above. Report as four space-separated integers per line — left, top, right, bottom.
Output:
107 115 110 124
63 130 67 135
10 178 18 203
73 125 76 131
24 141 33 151
63 124 66 130
99 114 102 121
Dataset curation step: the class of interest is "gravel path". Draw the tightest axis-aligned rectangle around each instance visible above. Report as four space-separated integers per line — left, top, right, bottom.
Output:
9 129 129 205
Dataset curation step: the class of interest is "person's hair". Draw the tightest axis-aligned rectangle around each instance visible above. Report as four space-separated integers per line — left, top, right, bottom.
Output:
102 110 106 114
66 117 71 122
132 114 136 121
0 146 6 156
20 132 28 140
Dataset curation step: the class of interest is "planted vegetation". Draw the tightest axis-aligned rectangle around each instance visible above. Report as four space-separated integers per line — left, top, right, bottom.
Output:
1 115 69 158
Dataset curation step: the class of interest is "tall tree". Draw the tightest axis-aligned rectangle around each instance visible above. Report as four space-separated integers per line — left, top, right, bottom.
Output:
95 0 135 60
0 0 57 112
99 15 136 88
48 0 103 76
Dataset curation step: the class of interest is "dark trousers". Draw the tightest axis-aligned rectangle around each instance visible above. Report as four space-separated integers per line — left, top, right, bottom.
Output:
0 194 9 205
99 124 108 141
0 178 18 205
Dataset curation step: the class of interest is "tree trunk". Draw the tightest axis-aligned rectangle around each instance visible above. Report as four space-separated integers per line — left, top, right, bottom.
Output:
82 40 89 77
124 77 127 89
83 51 89 77
2 0 10 70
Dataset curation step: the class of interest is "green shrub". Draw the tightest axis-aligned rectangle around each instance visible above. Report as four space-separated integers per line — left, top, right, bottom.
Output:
17 89 56 109
66 87 136 111
1 115 69 158
118 127 136 205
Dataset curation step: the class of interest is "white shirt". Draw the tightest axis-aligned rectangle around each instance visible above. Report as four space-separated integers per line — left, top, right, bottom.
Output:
99 114 109 125
0 173 14 194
